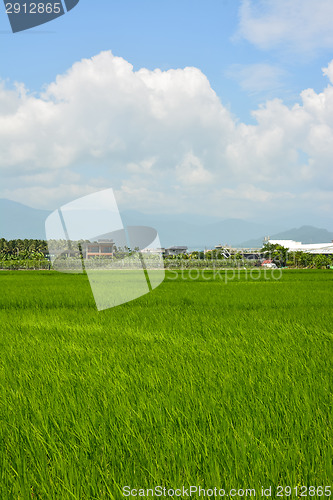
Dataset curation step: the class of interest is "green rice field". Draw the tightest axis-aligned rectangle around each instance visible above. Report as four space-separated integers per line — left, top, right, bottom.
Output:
0 269 332 499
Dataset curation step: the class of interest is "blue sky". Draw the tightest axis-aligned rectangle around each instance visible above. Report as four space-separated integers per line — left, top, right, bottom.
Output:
1 0 330 121
1 0 333 228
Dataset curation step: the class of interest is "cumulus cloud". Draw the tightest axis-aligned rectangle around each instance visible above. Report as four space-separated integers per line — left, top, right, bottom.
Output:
237 0 333 54
322 61 333 83
0 51 233 172
176 152 214 186
0 50 333 223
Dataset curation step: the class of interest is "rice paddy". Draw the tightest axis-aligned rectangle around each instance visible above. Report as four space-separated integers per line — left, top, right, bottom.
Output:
0 269 332 499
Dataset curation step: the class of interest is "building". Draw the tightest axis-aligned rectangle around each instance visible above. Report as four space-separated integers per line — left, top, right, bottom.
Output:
83 240 115 259
140 247 165 255
268 239 333 255
214 245 232 258
164 246 188 257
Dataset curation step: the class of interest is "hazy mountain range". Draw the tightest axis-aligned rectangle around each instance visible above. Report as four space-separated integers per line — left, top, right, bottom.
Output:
1 199 332 249
0 199 50 241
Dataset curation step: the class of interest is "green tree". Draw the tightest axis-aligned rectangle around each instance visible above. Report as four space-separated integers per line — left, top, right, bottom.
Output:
261 243 289 266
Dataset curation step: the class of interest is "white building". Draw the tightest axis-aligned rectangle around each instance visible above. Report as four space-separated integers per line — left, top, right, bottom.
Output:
268 239 333 254
140 247 165 255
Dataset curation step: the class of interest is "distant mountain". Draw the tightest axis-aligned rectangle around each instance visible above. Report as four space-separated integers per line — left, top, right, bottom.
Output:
0 199 331 249
1 201 283 247
0 199 50 240
240 225 333 248
120 210 286 249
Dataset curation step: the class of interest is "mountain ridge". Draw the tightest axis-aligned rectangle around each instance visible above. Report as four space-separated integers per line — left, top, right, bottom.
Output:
0 199 332 248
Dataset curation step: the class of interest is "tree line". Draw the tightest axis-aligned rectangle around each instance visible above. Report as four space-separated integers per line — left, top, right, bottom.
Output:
0 238 332 269
164 243 333 269
0 238 48 259
260 242 333 269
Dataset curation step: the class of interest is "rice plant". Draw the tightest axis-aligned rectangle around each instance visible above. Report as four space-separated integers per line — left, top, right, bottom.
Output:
0 269 332 499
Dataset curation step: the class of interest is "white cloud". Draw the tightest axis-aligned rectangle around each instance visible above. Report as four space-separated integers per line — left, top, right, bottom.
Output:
237 0 333 54
1 51 333 223
2 184 98 209
226 63 286 94
322 61 333 83
0 50 234 171
176 152 214 186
